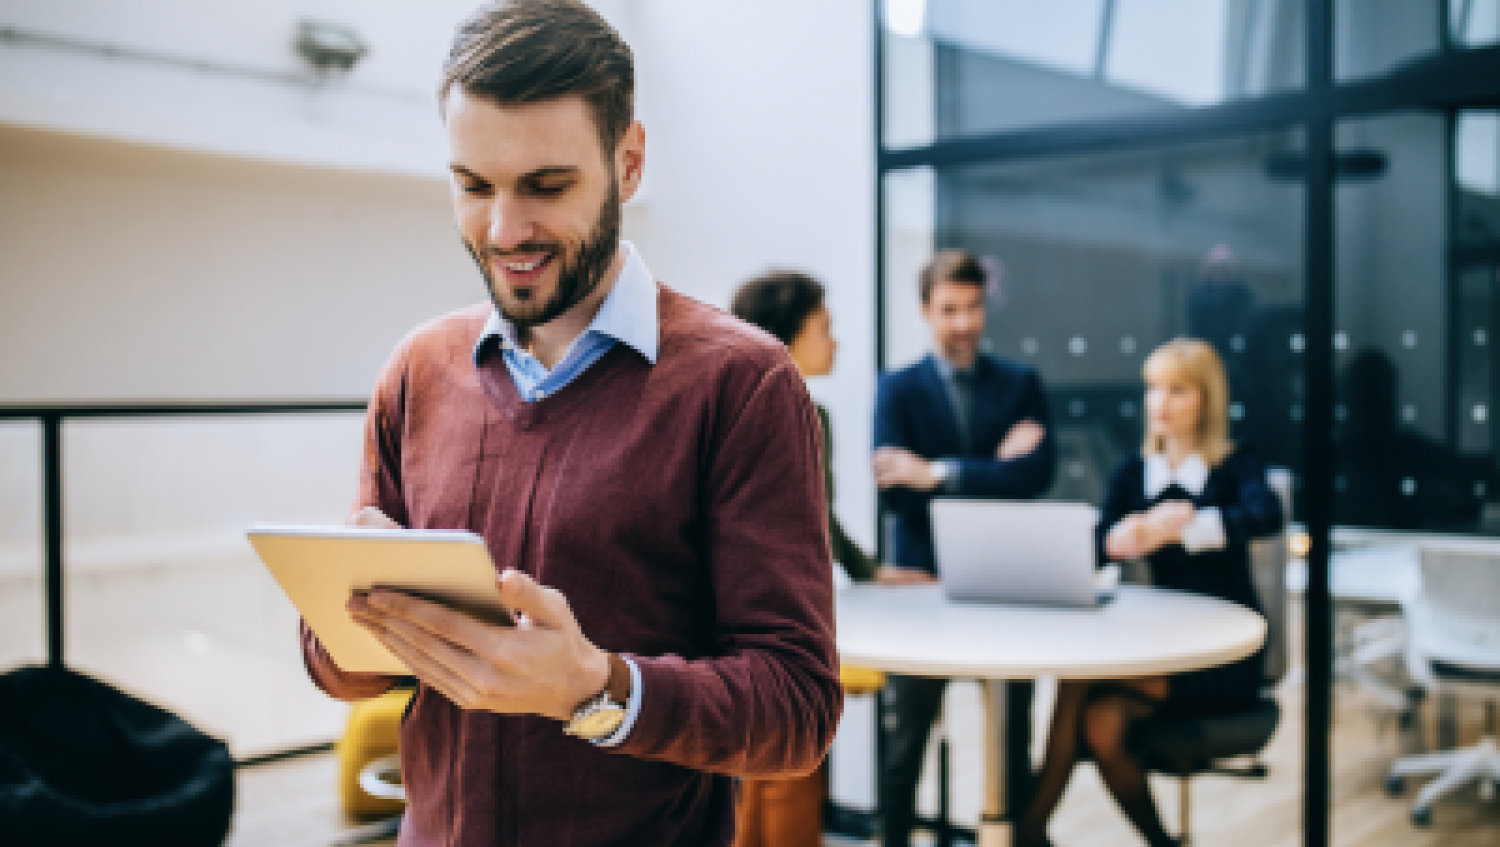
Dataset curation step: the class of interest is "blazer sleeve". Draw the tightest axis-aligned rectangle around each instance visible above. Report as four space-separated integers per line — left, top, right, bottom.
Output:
1095 460 1137 569
1218 451 1285 549
298 342 413 703
873 371 939 514
950 370 1057 499
613 362 842 778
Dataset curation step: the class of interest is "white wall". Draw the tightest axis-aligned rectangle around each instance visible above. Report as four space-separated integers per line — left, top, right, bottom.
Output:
620 0 878 554
0 0 543 177
1 1 876 530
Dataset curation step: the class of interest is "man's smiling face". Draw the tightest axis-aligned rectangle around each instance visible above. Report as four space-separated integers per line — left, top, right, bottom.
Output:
446 87 640 330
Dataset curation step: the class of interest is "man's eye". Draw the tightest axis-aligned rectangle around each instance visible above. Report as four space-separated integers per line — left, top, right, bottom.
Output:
460 181 489 195
533 183 569 196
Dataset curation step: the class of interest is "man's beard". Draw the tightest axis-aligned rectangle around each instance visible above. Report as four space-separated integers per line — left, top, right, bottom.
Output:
940 335 980 364
467 179 622 331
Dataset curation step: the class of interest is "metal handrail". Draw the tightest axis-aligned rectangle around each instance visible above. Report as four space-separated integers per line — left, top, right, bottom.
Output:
0 400 366 669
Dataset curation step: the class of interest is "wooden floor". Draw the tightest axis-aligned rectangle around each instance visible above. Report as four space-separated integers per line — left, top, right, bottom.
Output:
227 675 1500 846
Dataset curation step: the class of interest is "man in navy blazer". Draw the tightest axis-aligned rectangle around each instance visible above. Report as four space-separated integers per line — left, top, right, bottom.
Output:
872 249 1057 846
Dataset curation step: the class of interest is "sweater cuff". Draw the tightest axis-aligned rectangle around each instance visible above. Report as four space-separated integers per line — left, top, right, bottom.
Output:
606 654 683 759
1180 507 1227 553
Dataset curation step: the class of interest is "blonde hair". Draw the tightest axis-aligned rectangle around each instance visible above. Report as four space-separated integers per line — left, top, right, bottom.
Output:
1141 338 1234 466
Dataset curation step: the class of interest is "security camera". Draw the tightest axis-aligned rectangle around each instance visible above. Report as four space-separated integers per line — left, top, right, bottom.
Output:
295 20 367 75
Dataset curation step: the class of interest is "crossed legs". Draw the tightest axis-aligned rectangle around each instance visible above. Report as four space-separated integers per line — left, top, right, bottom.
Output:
1017 676 1174 847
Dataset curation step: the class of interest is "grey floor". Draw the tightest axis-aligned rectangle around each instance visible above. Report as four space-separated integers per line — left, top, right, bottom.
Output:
228 676 1500 847
4 555 1497 845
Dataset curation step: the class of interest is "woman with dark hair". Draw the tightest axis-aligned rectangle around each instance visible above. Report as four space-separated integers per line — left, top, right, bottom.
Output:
731 270 877 583
727 270 876 847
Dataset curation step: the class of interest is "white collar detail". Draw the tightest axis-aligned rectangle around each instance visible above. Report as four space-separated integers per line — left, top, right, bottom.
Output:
1144 452 1209 499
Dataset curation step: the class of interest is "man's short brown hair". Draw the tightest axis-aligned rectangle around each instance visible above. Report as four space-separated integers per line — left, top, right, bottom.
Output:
440 0 635 153
919 249 988 304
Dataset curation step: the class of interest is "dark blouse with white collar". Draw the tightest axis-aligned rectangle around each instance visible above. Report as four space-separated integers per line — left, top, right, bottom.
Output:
1096 446 1284 714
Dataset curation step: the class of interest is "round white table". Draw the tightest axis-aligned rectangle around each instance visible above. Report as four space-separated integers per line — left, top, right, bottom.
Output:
837 583 1266 847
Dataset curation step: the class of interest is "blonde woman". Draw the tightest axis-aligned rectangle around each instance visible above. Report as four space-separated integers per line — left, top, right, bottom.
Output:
1017 338 1284 847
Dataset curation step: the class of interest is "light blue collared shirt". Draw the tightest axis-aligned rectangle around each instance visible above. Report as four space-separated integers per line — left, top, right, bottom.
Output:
472 240 657 746
473 240 659 400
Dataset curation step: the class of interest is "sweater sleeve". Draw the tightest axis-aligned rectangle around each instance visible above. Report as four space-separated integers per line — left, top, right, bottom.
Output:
613 362 843 778
819 404 876 582
873 371 933 514
298 343 411 702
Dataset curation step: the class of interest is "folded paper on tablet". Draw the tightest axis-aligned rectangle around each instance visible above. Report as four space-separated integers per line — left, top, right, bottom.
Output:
247 524 511 675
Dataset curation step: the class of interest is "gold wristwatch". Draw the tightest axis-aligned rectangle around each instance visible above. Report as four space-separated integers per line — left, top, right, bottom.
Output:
563 653 631 740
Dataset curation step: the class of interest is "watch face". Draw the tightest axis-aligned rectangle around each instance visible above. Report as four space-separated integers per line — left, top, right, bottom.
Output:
572 704 626 739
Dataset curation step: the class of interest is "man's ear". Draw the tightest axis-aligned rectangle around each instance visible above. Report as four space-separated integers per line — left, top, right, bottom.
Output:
616 120 646 203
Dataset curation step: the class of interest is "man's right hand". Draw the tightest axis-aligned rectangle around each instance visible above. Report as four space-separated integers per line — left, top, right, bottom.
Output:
996 419 1045 461
874 565 939 585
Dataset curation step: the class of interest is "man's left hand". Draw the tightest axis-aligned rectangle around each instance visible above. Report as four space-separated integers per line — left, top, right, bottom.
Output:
873 447 941 491
349 569 611 722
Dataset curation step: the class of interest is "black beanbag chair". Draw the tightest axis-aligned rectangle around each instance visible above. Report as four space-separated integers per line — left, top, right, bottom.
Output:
0 665 234 846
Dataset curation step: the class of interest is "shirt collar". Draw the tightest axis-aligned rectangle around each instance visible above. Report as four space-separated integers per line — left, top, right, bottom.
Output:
474 240 659 366
930 352 976 382
1144 452 1210 498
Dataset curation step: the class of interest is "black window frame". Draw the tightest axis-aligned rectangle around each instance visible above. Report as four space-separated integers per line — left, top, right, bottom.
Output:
872 3 1500 845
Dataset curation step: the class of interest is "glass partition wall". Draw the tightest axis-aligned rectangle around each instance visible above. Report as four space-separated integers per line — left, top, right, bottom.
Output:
873 1 1500 845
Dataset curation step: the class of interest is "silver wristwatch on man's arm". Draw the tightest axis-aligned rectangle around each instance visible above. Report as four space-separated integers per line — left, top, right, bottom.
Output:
563 652 632 741
928 459 957 491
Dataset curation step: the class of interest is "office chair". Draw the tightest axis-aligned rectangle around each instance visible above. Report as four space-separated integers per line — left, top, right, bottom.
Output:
1129 468 1292 845
1384 539 1500 826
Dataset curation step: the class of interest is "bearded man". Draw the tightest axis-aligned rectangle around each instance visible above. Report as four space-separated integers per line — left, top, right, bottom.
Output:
298 2 842 844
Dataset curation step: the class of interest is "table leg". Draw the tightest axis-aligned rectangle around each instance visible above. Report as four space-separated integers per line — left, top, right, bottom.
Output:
980 678 1010 847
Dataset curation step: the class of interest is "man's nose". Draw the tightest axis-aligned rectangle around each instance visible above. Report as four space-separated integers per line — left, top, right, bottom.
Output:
486 197 536 250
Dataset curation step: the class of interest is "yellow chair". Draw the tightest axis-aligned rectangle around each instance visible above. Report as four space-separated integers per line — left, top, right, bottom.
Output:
840 664 885 697
337 687 413 818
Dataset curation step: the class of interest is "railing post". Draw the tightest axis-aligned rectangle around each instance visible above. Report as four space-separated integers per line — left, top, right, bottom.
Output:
41 413 63 669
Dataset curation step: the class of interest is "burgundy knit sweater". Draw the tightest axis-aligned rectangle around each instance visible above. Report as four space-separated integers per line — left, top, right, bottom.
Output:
300 285 842 846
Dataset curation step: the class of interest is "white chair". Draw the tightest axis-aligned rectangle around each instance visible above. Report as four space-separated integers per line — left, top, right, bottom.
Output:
1384 538 1500 826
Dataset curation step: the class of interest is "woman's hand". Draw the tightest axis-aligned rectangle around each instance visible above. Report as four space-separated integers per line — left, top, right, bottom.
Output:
1144 501 1195 547
1107 501 1196 560
1105 514 1150 561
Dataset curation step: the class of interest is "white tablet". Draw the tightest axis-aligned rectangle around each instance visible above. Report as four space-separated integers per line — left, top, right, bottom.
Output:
247 524 512 675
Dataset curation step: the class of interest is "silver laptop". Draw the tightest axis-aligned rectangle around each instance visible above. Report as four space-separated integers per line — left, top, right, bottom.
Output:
930 500 1104 608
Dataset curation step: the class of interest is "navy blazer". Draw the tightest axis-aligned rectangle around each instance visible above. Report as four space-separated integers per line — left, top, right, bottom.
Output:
874 353 1057 574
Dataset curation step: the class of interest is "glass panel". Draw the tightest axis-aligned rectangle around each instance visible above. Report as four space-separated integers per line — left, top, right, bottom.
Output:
881 0 1306 149
1455 110 1500 529
885 131 1306 503
1451 0 1500 49
60 415 364 758
1331 112 1500 536
1330 110 1500 843
0 421 45 670
1336 0 1443 82
878 131 1304 835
